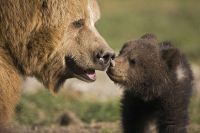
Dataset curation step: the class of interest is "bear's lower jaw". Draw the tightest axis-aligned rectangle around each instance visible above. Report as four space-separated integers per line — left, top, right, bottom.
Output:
73 69 96 82
46 62 97 93
49 74 71 93
65 56 97 82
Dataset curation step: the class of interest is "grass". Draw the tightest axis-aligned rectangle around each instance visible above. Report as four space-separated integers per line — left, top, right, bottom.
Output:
15 89 200 127
189 91 200 125
15 90 120 125
97 0 200 61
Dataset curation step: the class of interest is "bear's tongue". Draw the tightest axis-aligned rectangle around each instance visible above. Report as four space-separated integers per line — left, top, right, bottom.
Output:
85 70 96 80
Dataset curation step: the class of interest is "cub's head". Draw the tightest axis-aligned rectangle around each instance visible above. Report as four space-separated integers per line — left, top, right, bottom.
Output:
107 33 182 91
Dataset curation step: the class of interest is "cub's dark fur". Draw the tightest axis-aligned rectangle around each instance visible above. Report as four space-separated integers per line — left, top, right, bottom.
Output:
107 33 193 133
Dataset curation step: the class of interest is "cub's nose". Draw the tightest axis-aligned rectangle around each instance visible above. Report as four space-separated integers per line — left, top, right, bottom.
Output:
95 49 115 70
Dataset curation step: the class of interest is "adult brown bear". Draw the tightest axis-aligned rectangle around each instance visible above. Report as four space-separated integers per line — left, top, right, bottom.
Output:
0 0 114 125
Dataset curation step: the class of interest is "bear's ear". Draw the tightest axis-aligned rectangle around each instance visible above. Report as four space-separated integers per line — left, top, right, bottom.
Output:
159 41 180 69
141 33 157 40
141 33 157 43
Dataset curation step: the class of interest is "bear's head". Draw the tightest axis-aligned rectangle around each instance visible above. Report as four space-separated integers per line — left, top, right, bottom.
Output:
107 33 182 95
0 0 115 92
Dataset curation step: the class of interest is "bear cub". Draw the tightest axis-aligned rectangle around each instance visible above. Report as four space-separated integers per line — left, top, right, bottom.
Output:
107 33 193 133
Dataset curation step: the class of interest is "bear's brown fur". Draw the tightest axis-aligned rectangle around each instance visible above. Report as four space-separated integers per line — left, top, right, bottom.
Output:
0 0 114 125
107 33 193 133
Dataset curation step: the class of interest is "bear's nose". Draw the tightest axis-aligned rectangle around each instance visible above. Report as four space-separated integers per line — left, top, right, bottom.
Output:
95 49 115 69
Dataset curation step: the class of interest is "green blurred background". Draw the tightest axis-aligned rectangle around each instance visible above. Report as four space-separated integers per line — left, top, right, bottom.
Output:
97 0 200 61
14 0 200 132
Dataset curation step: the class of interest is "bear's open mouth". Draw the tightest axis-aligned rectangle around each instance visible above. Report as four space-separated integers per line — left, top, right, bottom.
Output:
74 69 96 82
65 56 96 82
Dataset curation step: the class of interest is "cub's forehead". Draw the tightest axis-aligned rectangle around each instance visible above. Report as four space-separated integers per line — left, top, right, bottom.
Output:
123 40 156 51
67 0 100 23
120 40 158 57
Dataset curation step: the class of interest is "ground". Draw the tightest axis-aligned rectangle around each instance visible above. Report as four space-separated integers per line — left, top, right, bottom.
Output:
10 123 200 133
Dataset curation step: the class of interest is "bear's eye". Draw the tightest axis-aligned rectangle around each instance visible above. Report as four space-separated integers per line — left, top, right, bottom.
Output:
42 1 48 9
129 58 136 66
73 19 85 28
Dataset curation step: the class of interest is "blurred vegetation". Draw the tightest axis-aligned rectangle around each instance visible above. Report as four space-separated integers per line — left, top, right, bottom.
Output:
189 91 200 125
97 0 200 62
15 89 200 129
15 90 120 125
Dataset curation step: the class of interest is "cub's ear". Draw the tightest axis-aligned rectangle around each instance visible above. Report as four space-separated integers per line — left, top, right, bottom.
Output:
159 41 180 69
141 33 157 43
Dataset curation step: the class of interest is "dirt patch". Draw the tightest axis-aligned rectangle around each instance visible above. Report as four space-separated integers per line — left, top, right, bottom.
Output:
2 123 199 133
7 122 120 133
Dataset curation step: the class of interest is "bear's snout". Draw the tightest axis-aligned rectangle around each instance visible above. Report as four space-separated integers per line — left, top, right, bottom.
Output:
94 48 115 70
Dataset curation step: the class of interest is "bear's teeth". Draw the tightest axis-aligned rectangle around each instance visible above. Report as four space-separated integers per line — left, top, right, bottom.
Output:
111 59 115 67
86 73 96 80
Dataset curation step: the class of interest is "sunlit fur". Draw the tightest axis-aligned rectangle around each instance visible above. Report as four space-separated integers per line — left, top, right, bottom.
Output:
0 0 113 125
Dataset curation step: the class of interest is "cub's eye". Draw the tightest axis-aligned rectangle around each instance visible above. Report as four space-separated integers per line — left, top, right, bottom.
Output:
73 19 85 28
129 58 136 66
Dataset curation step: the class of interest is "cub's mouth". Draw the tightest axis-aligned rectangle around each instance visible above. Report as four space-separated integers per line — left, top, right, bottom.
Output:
107 68 122 83
65 56 96 82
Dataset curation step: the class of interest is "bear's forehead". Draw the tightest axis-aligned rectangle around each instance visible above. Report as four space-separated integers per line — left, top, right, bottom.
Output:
68 0 100 23
125 41 160 60
127 40 157 52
